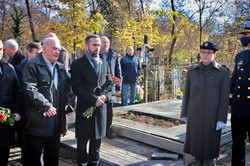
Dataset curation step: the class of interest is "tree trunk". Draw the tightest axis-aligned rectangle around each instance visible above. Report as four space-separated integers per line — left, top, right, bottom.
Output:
168 0 176 65
25 0 36 41
0 0 6 39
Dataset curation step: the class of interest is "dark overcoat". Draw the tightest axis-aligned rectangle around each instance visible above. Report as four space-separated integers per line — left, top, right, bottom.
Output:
181 61 230 159
71 55 111 140
0 60 20 147
22 53 74 136
9 50 26 67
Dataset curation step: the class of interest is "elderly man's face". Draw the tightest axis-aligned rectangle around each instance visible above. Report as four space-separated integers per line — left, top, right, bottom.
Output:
127 46 134 56
101 37 110 52
43 40 61 63
3 45 15 57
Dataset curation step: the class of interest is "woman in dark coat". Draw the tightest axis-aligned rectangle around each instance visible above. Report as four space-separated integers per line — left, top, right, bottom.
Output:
181 41 230 165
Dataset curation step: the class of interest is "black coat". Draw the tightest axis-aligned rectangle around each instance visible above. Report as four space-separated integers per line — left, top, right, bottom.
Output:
9 50 26 67
0 60 20 147
71 55 111 140
22 53 74 137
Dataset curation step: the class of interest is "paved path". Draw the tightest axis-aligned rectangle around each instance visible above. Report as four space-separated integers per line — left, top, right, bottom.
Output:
8 148 76 166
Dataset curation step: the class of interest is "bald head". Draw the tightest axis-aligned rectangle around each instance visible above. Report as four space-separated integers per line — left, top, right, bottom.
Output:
100 36 110 54
45 32 58 39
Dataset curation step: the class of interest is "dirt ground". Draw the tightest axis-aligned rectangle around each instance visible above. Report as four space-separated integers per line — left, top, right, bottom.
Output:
116 112 181 128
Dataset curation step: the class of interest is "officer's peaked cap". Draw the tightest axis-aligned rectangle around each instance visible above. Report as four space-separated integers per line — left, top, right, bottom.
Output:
200 41 219 52
239 21 250 34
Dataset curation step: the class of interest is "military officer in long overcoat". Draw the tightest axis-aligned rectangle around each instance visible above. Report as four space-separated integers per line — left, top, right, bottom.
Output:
181 41 230 165
229 21 250 166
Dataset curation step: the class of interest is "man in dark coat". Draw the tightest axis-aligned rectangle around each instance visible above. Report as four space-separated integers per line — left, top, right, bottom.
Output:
0 40 21 166
71 34 111 166
3 39 26 66
100 36 121 139
230 21 250 166
181 41 230 165
14 42 42 164
22 37 74 166
120 46 142 106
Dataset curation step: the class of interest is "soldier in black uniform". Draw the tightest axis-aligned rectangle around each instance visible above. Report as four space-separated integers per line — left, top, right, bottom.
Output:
230 21 250 166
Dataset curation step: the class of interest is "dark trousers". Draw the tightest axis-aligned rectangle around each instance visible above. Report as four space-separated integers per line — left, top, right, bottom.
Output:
231 115 250 166
25 134 60 166
0 145 10 166
106 103 113 133
195 158 216 166
77 138 101 166
21 132 27 165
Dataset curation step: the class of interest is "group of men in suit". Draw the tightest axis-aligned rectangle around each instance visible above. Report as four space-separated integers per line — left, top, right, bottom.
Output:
0 33 128 166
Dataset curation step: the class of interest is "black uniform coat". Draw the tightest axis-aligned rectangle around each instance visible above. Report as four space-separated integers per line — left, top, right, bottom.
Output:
0 60 20 147
71 54 111 140
22 53 74 137
230 49 250 118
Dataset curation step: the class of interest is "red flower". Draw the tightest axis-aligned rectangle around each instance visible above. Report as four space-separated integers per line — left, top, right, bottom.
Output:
0 114 6 121
83 75 121 118
112 76 121 87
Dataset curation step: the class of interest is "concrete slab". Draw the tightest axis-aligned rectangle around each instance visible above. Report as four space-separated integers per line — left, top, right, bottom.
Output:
113 99 183 120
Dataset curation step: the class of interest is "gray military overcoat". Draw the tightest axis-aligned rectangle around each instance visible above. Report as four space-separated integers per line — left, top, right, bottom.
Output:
181 61 230 159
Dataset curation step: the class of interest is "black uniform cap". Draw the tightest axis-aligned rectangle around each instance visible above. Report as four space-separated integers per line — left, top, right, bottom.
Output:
239 21 250 34
200 41 219 52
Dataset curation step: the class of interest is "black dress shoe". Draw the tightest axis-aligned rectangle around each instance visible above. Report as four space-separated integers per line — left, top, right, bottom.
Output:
106 132 116 139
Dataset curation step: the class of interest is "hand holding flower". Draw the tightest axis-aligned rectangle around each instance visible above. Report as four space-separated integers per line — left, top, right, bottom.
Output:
82 74 121 118
95 96 105 107
99 95 107 102
0 107 16 126
13 113 21 121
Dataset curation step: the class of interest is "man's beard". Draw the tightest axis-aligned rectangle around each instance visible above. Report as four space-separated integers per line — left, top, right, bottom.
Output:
102 47 109 52
92 53 99 58
89 50 99 58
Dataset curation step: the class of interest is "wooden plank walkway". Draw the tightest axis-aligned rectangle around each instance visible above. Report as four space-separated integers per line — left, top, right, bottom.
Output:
61 129 185 165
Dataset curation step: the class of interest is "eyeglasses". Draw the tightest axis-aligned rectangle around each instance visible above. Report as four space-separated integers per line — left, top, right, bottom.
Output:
200 51 214 55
